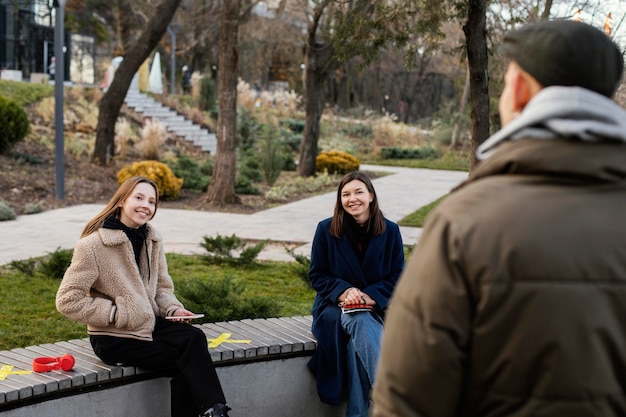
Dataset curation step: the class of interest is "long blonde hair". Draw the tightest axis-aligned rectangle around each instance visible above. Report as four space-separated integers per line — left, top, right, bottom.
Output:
81 176 159 238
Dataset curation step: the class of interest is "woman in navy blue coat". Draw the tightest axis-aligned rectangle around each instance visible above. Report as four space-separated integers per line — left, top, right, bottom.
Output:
308 171 404 417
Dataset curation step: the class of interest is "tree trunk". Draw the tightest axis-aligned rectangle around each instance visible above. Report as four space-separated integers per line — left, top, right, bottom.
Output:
450 65 470 149
92 0 181 165
297 14 335 177
206 0 241 204
464 0 490 171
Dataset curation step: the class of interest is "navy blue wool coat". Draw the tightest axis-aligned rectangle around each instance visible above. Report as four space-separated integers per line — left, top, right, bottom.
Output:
308 217 404 405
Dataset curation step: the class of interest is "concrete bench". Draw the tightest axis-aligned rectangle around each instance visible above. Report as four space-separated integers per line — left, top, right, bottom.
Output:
0 316 344 417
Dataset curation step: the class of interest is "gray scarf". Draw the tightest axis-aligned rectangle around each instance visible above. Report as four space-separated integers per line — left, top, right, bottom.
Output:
477 86 626 160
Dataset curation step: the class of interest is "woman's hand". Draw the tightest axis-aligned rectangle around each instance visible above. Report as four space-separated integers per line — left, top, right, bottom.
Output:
339 288 376 306
169 308 195 323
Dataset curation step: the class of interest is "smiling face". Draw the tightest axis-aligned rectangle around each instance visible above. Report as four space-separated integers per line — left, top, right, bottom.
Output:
341 179 373 224
118 182 157 228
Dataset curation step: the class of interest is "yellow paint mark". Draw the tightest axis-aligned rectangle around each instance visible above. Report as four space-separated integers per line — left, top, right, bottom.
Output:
0 364 32 380
207 332 252 348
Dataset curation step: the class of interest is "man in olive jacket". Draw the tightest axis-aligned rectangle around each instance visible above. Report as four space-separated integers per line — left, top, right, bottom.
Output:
372 20 626 417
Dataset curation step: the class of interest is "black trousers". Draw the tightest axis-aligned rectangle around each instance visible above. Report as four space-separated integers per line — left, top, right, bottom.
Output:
91 318 226 417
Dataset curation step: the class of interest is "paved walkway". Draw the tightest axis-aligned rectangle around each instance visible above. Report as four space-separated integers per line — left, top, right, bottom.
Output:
0 165 468 265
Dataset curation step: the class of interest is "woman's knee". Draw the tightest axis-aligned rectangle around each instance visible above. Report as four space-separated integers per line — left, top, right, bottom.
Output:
341 312 382 334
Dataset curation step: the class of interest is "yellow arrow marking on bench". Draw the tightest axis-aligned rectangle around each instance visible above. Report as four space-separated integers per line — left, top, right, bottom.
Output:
0 364 32 380
207 333 252 348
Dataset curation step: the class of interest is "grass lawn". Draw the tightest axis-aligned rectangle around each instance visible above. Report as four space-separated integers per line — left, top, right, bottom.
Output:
398 195 447 227
0 79 53 106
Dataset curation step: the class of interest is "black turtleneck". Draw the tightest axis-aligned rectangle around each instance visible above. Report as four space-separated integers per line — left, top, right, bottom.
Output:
103 215 147 268
343 212 373 262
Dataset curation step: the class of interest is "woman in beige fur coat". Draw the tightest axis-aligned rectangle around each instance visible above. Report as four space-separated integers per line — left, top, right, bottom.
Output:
56 176 231 417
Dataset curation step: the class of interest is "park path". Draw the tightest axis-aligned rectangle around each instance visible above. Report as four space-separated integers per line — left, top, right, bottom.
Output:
0 165 467 265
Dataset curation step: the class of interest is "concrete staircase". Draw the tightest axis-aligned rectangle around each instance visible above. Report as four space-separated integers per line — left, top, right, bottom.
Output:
124 90 216 154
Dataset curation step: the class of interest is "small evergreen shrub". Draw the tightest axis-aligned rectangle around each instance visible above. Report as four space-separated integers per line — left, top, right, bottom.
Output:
280 118 305 134
279 127 301 152
0 96 30 154
175 276 280 322
285 247 311 287
13 152 43 164
234 175 259 195
117 161 184 200
237 106 260 151
166 154 212 192
315 150 360 175
239 152 263 183
8 258 37 276
23 203 43 214
38 247 73 279
200 234 266 265
0 201 16 221
281 152 297 171
239 165 263 183
380 146 442 160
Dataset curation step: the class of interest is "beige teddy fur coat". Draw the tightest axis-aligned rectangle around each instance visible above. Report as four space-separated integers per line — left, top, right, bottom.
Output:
56 224 184 341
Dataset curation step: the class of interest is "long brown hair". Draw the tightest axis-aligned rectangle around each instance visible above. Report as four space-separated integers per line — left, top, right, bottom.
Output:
329 171 386 238
81 176 159 238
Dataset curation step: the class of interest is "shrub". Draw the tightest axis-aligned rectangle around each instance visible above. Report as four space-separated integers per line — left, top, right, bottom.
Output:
0 96 30 154
315 150 360 175
280 118 305 134
279 127 301 152
237 106 260 151
23 203 43 214
13 152 43 164
258 122 284 186
0 201 16 221
238 152 263 183
8 258 37 276
117 160 184 200
198 76 216 112
175 276 280 322
281 151 297 172
340 123 373 138
285 247 311 287
265 170 336 201
166 154 212 192
136 119 167 160
380 146 442 160
115 118 134 158
200 234 266 266
234 175 259 195
38 247 73 279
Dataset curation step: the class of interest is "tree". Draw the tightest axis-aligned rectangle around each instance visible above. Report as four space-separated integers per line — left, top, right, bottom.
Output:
205 0 241 204
464 0 489 170
295 0 586 174
92 0 182 165
66 0 148 47
297 0 415 177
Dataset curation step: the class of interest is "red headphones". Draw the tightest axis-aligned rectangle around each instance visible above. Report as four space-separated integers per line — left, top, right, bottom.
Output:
32 354 75 373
